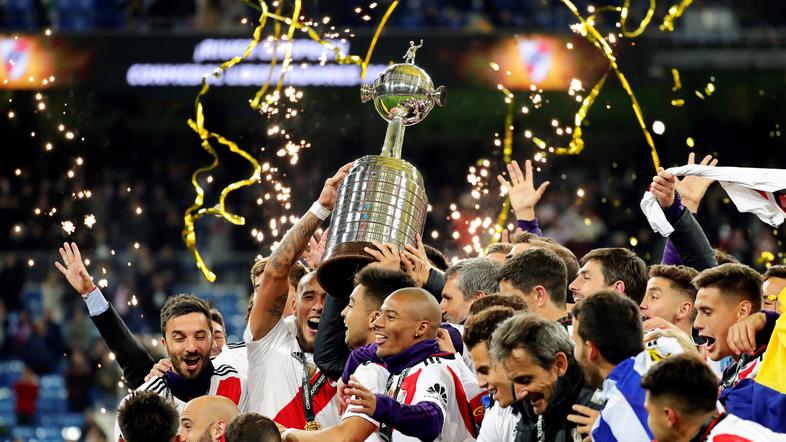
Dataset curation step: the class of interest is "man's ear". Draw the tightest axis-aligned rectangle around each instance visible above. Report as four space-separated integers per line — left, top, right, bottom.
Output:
213 420 228 439
415 320 430 338
612 280 626 294
367 311 379 329
470 290 487 302
676 301 693 322
586 340 601 364
534 286 548 307
737 300 753 321
665 406 679 429
553 352 569 376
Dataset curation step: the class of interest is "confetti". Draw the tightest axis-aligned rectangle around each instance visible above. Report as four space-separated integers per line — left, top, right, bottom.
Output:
671 68 681 91
184 0 399 282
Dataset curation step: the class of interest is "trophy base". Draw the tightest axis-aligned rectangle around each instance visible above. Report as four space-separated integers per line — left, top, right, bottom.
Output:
316 242 376 299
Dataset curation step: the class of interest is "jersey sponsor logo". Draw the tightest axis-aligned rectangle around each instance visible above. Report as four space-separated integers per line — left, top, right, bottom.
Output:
425 383 448 408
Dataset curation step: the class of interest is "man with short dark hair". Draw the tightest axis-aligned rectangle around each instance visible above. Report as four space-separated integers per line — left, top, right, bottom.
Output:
640 265 698 336
490 313 589 441
245 164 351 430
114 294 245 440
762 265 786 313
569 248 648 304
341 267 416 350
571 291 654 441
641 354 786 442
464 306 520 441
440 257 500 324
692 263 764 383
226 413 282 442
117 390 179 442
497 249 571 328
691 262 786 431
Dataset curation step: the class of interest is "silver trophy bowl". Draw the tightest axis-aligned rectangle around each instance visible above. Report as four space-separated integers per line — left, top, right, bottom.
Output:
317 41 445 297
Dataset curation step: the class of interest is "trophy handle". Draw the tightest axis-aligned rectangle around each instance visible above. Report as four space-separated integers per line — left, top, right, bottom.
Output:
360 83 374 103
433 86 447 107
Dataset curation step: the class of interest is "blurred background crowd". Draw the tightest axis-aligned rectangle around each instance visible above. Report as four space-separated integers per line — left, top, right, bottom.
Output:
1 0 785 440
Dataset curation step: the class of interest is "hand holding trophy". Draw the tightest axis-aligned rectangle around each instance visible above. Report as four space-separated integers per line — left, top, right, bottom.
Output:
316 41 446 297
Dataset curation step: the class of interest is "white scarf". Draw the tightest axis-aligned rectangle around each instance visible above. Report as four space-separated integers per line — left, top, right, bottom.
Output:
640 165 786 237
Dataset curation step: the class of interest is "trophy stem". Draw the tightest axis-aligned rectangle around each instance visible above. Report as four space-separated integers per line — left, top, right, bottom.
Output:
381 113 406 159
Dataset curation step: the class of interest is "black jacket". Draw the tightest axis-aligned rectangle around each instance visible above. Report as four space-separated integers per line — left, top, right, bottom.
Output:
668 208 718 271
513 357 597 442
314 294 350 381
90 303 155 389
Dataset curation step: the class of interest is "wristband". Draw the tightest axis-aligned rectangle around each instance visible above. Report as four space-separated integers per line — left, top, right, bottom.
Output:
281 428 295 440
309 202 332 221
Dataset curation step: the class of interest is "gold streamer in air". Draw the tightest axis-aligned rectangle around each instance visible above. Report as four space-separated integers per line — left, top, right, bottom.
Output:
660 0 694 32
492 84 515 243
184 0 398 281
671 68 682 91
531 0 697 171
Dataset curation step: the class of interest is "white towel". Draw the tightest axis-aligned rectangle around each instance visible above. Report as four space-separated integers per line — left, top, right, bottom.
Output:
640 165 786 237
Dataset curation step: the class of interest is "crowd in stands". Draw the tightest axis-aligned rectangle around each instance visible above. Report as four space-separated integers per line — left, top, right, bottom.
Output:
2 0 786 32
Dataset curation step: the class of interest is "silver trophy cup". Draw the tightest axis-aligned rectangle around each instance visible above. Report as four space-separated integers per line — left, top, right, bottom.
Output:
316 41 446 297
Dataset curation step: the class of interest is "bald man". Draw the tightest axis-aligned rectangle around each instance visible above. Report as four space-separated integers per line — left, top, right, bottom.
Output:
179 395 240 442
281 288 483 441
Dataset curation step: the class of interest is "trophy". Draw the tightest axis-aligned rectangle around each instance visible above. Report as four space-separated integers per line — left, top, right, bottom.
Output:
316 41 446 297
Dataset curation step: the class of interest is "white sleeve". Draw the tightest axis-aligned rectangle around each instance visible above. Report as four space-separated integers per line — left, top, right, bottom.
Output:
477 405 514 442
411 365 451 417
244 319 290 363
342 364 386 427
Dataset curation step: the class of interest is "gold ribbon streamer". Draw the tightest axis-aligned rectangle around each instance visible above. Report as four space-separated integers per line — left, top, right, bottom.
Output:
619 0 656 38
492 86 515 244
184 1 398 281
660 0 694 32
671 68 682 91
532 0 664 171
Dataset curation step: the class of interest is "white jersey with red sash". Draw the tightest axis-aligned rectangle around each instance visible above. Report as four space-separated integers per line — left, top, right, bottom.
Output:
344 352 483 441
244 316 340 429
114 362 244 441
688 412 786 442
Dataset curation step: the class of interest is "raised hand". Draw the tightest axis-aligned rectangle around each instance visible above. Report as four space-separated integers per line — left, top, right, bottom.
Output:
650 168 677 209
144 358 173 382
317 162 352 211
675 153 718 213
497 160 550 221
364 242 402 271
55 242 96 296
401 248 429 287
303 230 328 270
727 312 766 356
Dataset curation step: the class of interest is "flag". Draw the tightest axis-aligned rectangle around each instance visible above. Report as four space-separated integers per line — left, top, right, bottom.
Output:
724 313 786 433
640 165 786 236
